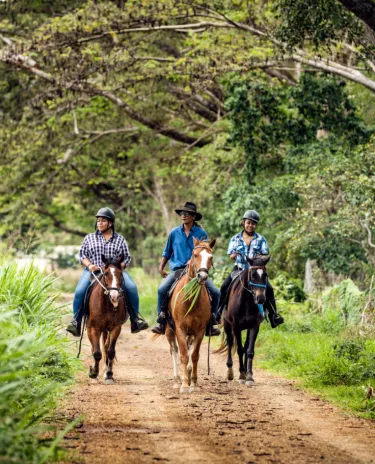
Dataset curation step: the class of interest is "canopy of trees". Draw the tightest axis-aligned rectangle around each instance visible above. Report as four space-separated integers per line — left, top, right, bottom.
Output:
1 0 375 282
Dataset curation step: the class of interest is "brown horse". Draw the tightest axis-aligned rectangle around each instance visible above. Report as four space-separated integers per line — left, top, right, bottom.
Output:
86 255 128 384
165 238 216 394
221 255 270 386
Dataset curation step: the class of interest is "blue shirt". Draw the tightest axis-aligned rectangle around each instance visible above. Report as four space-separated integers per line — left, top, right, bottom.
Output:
162 225 208 271
227 231 269 268
79 231 131 268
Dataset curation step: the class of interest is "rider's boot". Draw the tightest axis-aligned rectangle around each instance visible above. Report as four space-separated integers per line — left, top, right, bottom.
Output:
130 316 149 334
267 300 284 328
66 318 81 337
206 313 221 337
151 311 166 335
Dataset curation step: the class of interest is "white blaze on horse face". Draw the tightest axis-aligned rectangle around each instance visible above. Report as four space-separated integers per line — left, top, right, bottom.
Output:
197 249 212 281
257 269 264 278
109 267 119 307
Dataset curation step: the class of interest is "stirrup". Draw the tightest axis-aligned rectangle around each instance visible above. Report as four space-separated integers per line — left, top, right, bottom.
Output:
151 322 165 335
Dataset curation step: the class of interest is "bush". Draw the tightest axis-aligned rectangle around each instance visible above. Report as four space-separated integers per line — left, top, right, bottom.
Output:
0 262 79 463
273 273 306 302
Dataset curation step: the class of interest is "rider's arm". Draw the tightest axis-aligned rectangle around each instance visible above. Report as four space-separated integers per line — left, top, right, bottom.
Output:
159 257 169 277
81 257 97 272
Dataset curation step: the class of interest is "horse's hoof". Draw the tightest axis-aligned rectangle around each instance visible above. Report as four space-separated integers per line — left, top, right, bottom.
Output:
180 386 190 394
189 384 200 393
238 379 246 385
89 368 98 379
105 378 114 385
227 368 234 381
245 380 255 386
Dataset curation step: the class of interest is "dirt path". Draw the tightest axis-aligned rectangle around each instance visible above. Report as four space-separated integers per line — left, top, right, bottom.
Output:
61 328 375 464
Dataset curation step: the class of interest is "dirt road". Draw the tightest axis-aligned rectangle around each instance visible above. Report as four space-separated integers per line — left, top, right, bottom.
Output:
61 328 375 463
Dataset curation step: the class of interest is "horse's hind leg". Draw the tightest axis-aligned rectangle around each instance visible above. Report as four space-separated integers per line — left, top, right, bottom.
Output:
190 332 204 392
104 325 121 384
240 330 250 384
87 327 102 379
245 326 259 386
224 320 234 381
166 325 181 389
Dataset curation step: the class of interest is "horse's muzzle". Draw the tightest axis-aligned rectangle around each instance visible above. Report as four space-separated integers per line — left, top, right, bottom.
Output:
197 270 208 283
255 293 266 305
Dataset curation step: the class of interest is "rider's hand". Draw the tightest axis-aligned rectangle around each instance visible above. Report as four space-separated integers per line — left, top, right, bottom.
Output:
230 253 238 261
88 264 101 272
159 268 168 278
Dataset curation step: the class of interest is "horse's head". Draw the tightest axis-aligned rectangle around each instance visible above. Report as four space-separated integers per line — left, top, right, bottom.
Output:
247 255 270 304
192 237 216 284
101 254 123 308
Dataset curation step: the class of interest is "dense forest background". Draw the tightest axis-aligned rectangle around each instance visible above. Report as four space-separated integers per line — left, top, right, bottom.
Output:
2 0 375 286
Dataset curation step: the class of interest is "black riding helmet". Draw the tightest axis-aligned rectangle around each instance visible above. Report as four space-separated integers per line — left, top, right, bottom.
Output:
242 210 260 223
95 207 115 231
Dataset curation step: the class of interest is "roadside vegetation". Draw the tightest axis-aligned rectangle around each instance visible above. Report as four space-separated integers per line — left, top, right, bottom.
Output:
257 279 375 419
0 261 80 463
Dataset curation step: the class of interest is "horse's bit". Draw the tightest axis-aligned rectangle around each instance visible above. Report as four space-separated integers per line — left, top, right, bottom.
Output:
90 268 124 300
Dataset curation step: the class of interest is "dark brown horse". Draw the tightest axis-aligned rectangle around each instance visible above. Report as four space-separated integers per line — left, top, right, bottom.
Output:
86 255 128 384
165 238 216 393
220 256 270 386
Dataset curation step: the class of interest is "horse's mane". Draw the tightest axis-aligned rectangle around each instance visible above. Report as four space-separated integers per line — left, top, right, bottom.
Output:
104 257 122 269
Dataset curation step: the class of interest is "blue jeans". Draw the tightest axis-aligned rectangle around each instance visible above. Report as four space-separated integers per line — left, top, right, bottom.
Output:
157 271 220 317
73 269 140 323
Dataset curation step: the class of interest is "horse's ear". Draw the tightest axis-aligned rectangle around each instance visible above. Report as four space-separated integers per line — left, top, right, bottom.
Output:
209 238 216 249
261 255 271 265
193 237 199 246
102 254 108 264
248 255 271 266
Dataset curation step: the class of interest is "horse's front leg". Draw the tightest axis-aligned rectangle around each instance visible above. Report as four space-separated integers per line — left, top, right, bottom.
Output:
245 326 259 386
166 325 181 389
224 320 234 381
234 329 245 381
176 328 190 394
240 330 250 384
104 325 121 384
190 331 205 392
87 327 102 379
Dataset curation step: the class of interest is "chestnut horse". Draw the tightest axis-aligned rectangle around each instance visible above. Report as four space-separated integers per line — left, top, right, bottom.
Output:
165 238 216 394
220 255 270 386
86 255 128 384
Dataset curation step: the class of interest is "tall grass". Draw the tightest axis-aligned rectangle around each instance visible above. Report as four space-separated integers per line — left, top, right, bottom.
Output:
0 261 79 463
257 280 375 419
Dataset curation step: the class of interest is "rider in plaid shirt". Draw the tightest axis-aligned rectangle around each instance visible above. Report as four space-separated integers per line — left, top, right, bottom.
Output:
217 210 284 328
66 207 148 336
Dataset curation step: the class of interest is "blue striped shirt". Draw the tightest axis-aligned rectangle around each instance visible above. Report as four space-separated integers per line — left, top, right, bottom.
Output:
162 225 208 271
227 231 269 268
79 231 131 268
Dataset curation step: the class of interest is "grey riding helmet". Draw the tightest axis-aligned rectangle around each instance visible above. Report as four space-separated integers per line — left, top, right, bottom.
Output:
242 210 260 223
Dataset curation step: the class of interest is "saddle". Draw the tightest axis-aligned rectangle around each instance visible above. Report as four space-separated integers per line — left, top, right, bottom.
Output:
222 270 243 318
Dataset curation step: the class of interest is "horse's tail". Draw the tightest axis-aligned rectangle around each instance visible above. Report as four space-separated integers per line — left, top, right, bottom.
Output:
151 333 164 340
214 324 237 354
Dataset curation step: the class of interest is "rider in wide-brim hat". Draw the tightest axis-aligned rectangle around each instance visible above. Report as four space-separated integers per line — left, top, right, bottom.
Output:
66 207 148 337
216 209 284 329
151 201 220 336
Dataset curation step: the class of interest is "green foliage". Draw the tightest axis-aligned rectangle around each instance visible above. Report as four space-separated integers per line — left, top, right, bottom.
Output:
274 0 362 49
258 299 375 418
0 262 79 463
273 273 306 302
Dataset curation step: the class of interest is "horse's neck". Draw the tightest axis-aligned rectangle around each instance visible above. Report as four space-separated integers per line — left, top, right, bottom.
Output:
187 263 195 279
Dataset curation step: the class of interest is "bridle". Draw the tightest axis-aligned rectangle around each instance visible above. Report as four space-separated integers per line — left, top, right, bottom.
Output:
90 267 124 300
191 245 213 279
248 265 268 290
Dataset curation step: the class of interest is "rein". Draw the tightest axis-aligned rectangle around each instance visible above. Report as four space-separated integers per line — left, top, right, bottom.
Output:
90 269 124 301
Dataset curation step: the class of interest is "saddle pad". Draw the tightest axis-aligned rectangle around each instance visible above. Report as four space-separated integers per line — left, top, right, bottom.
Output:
167 267 187 298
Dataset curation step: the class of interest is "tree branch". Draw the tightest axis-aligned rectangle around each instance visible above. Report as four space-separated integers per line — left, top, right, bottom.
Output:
36 208 86 237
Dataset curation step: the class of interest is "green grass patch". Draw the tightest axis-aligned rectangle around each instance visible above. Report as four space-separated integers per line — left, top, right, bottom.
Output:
128 267 158 323
257 301 375 419
0 261 80 462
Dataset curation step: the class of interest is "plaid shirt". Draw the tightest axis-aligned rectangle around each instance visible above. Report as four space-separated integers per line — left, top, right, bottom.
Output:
79 231 131 267
227 231 269 268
